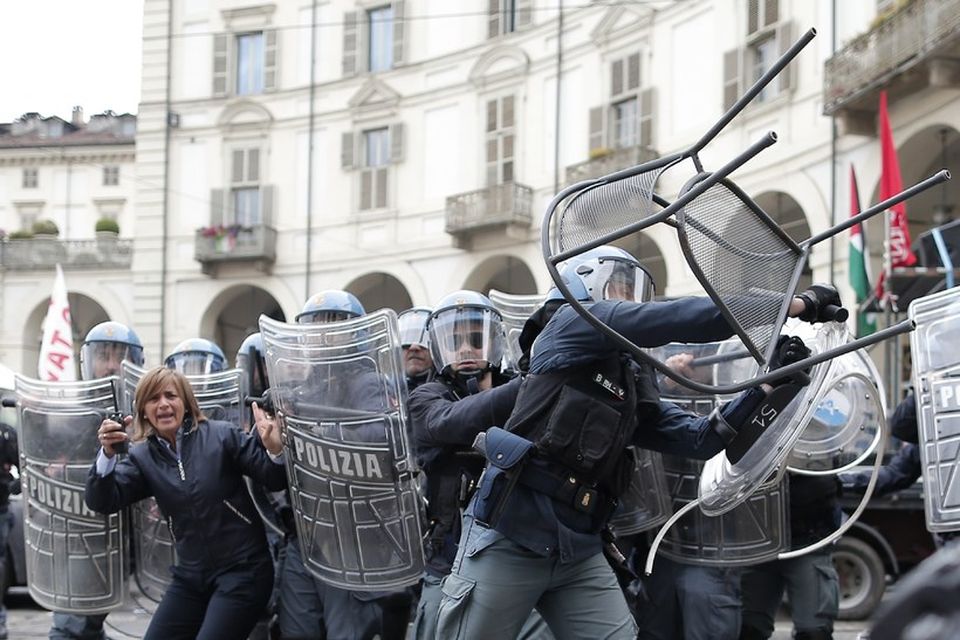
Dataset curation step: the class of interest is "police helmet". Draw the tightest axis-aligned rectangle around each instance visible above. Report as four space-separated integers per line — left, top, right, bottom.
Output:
80 321 145 380
566 245 655 302
296 290 365 324
428 291 505 378
164 338 227 375
398 307 432 348
545 269 593 304
236 332 269 401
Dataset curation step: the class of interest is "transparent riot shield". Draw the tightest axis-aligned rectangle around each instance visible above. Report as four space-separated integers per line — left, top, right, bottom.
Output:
260 310 424 590
186 368 244 425
608 447 671 536
645 341 788 566
488 289 545 373
14 375 128 613
120 363 175 603
909 286 960 532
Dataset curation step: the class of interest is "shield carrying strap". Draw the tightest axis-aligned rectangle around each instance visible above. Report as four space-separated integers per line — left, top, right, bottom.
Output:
725 381 805 464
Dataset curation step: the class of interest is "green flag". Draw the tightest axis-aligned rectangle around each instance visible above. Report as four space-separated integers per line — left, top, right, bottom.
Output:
849 166 876 336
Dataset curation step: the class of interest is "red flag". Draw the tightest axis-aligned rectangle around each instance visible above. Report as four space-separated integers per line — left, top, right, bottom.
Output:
876 91 917 301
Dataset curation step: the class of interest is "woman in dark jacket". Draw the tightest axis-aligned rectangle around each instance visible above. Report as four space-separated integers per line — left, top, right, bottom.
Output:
85 367 287 640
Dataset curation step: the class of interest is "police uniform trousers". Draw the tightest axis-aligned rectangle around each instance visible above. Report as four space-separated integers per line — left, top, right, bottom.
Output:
143 554 273 640
413 570 554 640
437 516 636 640
636 556 741 640
49 613 108 640
739 549 838 639
277 538 383 640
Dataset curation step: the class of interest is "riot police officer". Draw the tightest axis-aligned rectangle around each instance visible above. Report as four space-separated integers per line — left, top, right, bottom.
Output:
164 338 226 375
269 290 391 640
436 250 840 638
408 290 551 640
49 321 145 640
398 307 434 392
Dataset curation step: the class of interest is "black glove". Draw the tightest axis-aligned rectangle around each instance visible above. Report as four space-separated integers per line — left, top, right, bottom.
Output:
796 283 845 323
769 335 811 385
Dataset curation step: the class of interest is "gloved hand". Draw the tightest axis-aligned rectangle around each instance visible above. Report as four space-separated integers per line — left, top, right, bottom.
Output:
796 283 846 323
769 335 812 385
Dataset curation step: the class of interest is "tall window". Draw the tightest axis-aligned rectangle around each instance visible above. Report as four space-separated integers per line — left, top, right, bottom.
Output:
22 168 38 189
749 35 777 103
236 32 265 95
485 96 515 186
611 99 640 149
230 148 261 226
488 0 531 38
103 166 119 186
361 128 389 210
722 1 791 110
368 6 394 72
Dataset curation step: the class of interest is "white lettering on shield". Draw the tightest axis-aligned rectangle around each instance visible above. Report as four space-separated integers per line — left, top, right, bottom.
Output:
291 433 384 480
28 473 98 519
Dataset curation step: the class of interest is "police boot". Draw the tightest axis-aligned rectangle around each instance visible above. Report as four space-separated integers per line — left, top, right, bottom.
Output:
793 628 833 640
738 625 768 640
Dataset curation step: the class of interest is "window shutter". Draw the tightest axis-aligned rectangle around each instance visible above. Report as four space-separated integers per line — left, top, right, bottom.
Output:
764 0 779 27
747 0 760 35
260 184 275 226
376 167 388 208
389 123 405 164
392 1 405 66
341 132 355 170
488 0 501 38
342 11 358 76
777 21 795 92
213 34 229 96
515 0 533 29
210 189 224 226
639 88 656 149
247 149 261 182
264 29 278 91
722 48 743 111
588 106 607 153
360 170 373 210
627 53 641 92
611 59 624 98
231 150 245 184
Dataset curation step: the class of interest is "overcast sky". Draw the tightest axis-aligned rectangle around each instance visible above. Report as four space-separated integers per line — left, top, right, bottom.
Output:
0 0 144 123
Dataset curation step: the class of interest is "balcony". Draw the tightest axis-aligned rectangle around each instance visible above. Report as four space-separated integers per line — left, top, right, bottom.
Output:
194 225 277 276
0 237 134 270
565 145 659 185
824 0 960 124
445 182 534 249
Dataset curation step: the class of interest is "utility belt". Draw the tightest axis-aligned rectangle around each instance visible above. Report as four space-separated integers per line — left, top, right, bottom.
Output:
473 427 617 531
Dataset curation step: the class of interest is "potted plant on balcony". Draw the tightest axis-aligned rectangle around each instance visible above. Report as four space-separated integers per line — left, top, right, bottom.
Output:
198 223 251 253
31 219 60 238
95 217 120 250
7 229 34 240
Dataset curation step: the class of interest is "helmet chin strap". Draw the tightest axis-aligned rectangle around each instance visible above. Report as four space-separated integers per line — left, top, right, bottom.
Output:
447 364 491 395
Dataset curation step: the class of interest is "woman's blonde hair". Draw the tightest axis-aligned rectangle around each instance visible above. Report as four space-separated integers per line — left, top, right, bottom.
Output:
132 367 205 442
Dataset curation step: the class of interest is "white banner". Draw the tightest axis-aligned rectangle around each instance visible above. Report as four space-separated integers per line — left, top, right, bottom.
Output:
38 264 76 381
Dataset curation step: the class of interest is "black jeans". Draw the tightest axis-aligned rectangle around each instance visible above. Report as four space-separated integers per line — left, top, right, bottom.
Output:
144 555 274 640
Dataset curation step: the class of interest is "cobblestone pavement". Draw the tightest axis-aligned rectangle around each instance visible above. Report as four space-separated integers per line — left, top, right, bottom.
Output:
4 588 872 639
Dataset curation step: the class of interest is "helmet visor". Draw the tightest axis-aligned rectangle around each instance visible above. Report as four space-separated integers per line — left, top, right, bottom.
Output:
296 310 356 325
80 342 145 380
579 257 655 302
429 307 504 374
166 352 225 375
398 309 431 348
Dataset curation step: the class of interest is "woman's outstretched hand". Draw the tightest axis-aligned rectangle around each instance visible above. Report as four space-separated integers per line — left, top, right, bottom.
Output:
252 402 283 456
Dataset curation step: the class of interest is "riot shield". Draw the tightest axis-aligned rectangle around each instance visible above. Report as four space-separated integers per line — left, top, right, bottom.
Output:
909 286 960 532
185 368 243 425
14 375 128 613
646 341 788 566
608 447 671 536
488 289 545 373
260 310 424 590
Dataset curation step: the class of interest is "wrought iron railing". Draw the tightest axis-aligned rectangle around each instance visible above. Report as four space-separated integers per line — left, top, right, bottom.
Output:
565 145 659 185
444 182 533 235
824 0 960 114
0 237 134 270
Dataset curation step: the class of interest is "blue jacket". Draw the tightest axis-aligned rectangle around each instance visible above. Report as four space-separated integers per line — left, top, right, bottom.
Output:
410 375 522 576
467 297 768 563
85 418 287 576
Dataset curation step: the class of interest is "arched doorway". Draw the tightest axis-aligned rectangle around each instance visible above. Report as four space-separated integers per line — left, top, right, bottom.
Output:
345 272 413 313
201 285 285 366
22 293 109 377
754 191 814 290
463 255 537 295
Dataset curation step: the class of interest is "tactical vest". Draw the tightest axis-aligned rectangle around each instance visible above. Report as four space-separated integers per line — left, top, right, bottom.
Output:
423 450 485 561
505 355 660 497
